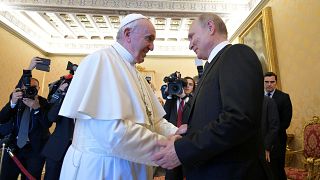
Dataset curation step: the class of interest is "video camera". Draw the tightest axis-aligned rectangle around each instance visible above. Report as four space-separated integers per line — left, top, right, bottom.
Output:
47 61 78 102
161 71 187 98
17 70 38 99
66 61 78 75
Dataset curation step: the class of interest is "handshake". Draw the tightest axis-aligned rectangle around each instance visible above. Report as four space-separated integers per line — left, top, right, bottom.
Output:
151 124 187 169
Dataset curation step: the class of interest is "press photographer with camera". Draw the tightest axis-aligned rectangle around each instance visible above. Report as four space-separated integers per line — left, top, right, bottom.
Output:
161 72 195 180
0 57 52 180
41 61 77 180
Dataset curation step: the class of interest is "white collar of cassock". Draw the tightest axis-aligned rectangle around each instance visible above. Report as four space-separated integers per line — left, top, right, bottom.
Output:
112 42 135 65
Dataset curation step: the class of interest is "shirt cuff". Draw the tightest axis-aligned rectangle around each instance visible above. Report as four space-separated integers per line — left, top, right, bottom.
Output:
10 100 16 108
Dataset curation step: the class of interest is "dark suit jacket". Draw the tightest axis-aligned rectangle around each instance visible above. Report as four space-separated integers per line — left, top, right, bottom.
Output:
163 97 178 126
0 96 51 154
175 44 266 180
261 96 279 152
270 89 292 157
42 93 74 161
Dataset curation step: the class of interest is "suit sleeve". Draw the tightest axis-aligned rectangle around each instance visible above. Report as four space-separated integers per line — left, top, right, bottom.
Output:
175 45 264 165
163 98 176 121
0 102 16 124
264 98 280 150
279 94 292 130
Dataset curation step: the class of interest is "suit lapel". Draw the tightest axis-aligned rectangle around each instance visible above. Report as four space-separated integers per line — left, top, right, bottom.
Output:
184 44 231 121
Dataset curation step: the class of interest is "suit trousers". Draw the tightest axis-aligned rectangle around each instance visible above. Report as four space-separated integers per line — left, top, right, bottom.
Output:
44 157 63 180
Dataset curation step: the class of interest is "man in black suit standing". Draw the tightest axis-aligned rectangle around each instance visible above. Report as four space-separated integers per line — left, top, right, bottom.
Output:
152 13 267 179
41 76 75 180
264 71 292 180
261 96 280 179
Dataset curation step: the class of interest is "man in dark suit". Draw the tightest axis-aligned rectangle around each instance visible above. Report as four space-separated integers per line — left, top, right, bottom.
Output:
0 75 51 180
261 96 280 179
152 13 267 179
42 76 75 180
264 71 292 180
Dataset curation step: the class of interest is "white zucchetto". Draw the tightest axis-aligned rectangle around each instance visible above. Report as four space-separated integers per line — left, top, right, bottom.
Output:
119 13 147 29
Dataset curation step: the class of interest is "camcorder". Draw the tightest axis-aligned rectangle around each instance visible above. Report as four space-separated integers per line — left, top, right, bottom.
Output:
66 61 78 75
47 61 78 103
161 71 187 98
17 70 38 99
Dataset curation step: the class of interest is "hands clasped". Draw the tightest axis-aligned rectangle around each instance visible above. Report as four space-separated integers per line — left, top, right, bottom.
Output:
151 124 187 169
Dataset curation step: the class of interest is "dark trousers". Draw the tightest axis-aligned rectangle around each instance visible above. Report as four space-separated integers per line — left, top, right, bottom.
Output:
44 157 63 180
165 166 183 180
0 145 45 180
261 158 276 180
270 142 287 180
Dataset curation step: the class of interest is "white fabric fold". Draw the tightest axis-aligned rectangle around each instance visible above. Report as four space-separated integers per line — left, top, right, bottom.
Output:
59 44 165 125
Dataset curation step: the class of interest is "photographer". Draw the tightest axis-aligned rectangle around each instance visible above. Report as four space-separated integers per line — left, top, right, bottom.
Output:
162 74 195 180
41 62 77 180
0 57 52 180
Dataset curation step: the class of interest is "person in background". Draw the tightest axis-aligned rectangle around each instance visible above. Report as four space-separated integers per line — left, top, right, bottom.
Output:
183 77 196 97
0 58 51 180
58 13 185 180
264 71 292 180
260 96 280 179
163 76 195 180
42 68 76 180
152 12 267 180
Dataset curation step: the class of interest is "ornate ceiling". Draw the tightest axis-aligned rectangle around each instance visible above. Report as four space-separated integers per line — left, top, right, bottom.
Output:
0 0 263 56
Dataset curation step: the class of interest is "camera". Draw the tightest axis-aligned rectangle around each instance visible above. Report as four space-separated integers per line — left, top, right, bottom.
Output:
47 61 78 103
66 61 78 75
35 57 51 72
19 70 38 99
162 71 187 96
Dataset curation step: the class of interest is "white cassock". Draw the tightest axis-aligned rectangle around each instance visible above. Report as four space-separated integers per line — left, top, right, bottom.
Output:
58 42 177 180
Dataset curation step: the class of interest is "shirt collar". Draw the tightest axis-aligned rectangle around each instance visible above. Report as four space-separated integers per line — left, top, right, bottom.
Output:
112 42 135 65
265 90 275 96
207 41 229 63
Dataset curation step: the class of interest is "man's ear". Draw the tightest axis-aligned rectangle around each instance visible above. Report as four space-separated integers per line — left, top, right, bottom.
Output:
123 28 131 42
207 20 215 34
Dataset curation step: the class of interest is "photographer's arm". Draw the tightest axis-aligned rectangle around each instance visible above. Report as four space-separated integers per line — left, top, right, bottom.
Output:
47 83 69 122
0 103 16 124
27 57 43 70
0 89 21 123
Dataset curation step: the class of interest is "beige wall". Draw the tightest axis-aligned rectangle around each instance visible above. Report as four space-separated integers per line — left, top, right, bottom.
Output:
0 26 47 106
265 0 320 154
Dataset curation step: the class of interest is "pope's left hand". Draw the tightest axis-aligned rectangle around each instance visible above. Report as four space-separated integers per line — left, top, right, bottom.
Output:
152 135 181 169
